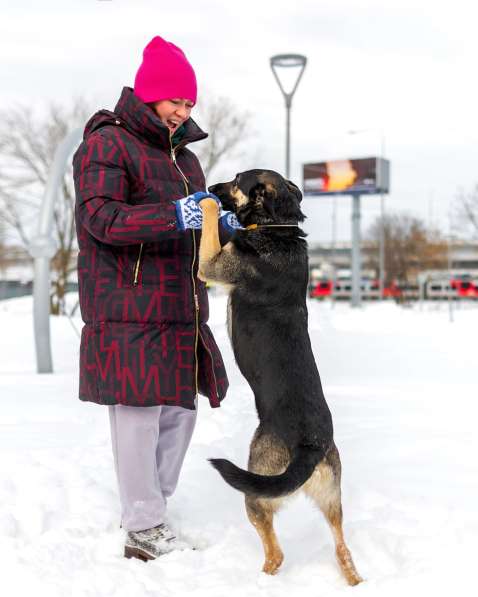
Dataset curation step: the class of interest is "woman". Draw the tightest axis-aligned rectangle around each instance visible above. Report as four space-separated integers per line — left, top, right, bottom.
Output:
73 36 238 561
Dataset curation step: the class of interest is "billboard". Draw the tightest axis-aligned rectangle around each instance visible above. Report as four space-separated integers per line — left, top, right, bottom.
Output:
303 157 390 196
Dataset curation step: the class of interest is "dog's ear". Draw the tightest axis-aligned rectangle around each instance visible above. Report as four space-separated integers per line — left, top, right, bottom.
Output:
285 179 303 203
277 178 306 222
249 182 277 218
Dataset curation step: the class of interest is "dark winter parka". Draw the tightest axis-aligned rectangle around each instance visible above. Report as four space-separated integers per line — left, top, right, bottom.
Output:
73 87 228 410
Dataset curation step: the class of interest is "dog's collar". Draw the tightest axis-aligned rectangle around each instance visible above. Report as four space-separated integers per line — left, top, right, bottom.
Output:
245 224 300 230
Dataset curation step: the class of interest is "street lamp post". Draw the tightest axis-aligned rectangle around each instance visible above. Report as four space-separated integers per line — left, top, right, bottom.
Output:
270 54 307 178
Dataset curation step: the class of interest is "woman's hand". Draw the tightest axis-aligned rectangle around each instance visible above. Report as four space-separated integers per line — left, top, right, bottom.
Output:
188 191 221 206
175 192 220 230
218 211 242 232
174 192 242 232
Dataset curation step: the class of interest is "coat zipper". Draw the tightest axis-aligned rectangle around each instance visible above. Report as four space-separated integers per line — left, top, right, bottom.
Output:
170 135 201 398
133 243 144 286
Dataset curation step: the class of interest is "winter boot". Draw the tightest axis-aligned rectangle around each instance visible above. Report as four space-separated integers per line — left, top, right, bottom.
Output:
124 523 190 561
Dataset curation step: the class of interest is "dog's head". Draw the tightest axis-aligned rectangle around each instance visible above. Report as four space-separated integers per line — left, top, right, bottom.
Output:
208 169 305 227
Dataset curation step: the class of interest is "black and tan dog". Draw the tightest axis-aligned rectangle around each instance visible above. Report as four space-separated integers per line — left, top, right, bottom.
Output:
198 170 362 585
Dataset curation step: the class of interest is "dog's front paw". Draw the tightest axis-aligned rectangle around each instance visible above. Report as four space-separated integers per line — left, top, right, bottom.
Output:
199 198 220 211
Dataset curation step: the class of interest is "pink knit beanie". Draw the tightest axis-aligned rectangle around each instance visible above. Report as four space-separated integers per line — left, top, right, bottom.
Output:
134 36 197 104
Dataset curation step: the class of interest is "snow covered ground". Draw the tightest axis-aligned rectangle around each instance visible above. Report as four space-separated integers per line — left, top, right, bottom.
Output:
0 293 477 597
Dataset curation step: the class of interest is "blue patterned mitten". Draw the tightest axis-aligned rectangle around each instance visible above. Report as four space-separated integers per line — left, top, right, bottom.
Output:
219 211 243 233
175 192 221 230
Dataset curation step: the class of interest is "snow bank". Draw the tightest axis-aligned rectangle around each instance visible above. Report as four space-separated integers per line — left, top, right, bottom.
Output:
0 295 476 596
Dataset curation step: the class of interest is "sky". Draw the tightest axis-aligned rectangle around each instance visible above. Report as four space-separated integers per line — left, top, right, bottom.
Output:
1 0 478 243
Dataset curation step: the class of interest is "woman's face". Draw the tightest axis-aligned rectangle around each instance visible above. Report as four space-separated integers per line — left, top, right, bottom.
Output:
151 98 194 134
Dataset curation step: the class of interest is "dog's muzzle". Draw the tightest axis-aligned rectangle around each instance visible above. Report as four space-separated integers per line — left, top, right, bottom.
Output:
208 183 235 211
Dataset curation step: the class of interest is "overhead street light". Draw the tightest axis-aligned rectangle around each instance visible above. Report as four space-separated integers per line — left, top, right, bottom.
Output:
270 53 307 178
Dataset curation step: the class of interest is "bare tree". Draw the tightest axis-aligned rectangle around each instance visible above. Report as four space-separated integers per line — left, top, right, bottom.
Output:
365 213 447 285
0 99 90 314
0 94 251 312
193 93 252 181
455 184 478 238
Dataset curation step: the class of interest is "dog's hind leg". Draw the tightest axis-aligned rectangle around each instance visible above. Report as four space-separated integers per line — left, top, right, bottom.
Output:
245 430 289 575
302 444 363 586
246 496 284 575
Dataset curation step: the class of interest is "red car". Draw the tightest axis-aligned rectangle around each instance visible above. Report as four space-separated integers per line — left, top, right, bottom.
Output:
451 278 478 298
309 279 333 299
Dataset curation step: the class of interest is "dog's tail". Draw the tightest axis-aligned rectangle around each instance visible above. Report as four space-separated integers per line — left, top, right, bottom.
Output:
209 445 323 499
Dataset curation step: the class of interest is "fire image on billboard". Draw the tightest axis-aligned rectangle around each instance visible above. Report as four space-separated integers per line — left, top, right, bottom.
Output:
303 157 390 196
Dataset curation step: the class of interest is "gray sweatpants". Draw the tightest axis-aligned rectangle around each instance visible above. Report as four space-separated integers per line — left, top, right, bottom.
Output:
108 401 197 532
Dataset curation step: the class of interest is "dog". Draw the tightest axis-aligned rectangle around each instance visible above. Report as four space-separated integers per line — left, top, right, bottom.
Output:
198 169 362 585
